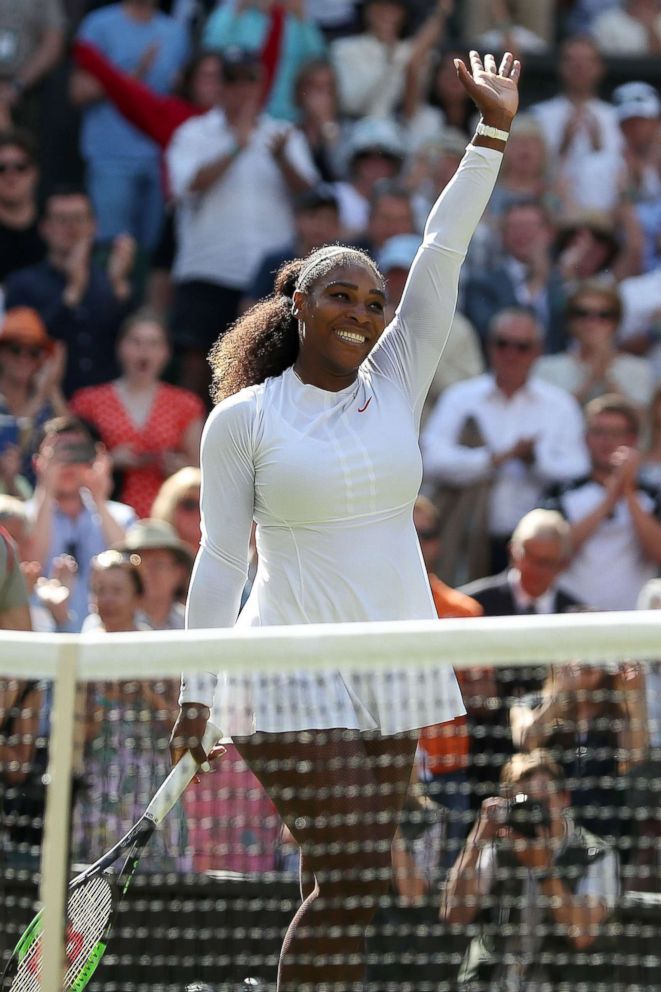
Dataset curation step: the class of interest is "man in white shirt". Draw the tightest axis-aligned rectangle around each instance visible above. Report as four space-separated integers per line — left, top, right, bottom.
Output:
530 36 623 211
421 308 589 575
545 394 661 611
166 46 319 397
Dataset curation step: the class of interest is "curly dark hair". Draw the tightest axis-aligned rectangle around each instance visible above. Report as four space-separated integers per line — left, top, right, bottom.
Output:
209 245 382 404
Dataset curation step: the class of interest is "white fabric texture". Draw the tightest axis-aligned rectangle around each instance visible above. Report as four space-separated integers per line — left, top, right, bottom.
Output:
181 144 503 735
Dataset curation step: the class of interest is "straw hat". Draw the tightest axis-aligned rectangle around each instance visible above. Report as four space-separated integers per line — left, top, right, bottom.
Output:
0 307 55 355
116 519 194 568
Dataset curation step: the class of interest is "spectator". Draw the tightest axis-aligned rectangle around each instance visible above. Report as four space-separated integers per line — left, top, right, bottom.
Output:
640 385 661 491
511 662 642 842
244 183 341 306
591 0 661 55
443 749 620 991
530 36 623 213
70 0 190 250
462 199 568 353
617 260 661 377
116 517 193 630
460 508 583 806
0 523 30 631
293 58 345 181
0 307 68 487
70 308 204 518
0 0 66 130
546 394 661 611
0 522 43 863
166 46 318 397
377 233 483 424
412 494 484 873
407 127 470 232
150 466 201 555
25 415 136 630
203 0 327 123
553 209 635 287
459 0 555 50
4 188 136 398
612 82 661 277
421 309 589 578
334 118 408 239
613 81 661 206
461 508 581 617
330 0 449 120
72 41 224 152
534 281 654 412
484 114 553 220
0 129 45 284
405 49 477 152
73 549 188 872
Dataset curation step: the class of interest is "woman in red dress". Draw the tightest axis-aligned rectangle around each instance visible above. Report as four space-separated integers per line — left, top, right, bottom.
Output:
70 309 204 518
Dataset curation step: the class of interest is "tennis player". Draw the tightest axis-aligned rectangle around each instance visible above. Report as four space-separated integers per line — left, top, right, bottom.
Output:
171 50 521 992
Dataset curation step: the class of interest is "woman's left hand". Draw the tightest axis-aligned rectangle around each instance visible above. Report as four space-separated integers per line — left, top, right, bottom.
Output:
455 50 521 123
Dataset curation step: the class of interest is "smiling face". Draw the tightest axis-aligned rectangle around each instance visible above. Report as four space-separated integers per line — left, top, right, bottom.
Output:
293 262 387 390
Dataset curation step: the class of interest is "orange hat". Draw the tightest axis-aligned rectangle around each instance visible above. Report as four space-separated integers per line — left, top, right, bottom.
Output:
0 307 55 355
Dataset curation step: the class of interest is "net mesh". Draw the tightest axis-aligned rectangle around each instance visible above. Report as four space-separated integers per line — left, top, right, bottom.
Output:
0 617 660 992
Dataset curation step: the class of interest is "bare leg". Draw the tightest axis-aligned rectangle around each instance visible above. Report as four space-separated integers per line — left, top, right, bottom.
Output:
234 729 418 992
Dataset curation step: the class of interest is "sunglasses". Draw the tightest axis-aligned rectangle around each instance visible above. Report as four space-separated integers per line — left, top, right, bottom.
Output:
0 160 31 175
569 306 618 321
492 337 536 353
177 497 200 512
3 342 43 359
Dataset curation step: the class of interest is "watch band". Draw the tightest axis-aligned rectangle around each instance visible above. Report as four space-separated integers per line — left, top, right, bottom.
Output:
476 122 510 142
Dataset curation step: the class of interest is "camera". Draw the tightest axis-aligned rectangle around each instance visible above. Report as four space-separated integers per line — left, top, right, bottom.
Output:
505 792 551 839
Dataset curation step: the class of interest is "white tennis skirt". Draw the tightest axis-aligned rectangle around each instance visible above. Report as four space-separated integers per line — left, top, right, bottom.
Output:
212 665 466 737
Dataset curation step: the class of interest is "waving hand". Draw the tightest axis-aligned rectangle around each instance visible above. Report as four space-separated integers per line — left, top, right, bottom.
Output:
455 50 521 125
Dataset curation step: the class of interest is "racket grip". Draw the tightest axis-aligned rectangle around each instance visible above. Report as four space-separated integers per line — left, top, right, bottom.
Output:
145 721 223 825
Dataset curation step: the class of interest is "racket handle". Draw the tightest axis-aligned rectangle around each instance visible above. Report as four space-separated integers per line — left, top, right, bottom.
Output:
145 721 223 826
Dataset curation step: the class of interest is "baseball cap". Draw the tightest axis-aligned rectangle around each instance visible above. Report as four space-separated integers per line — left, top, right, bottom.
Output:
347 117 406 162
221 46 262 82
612 81 661 122
0 307 55 354
378 234 422 273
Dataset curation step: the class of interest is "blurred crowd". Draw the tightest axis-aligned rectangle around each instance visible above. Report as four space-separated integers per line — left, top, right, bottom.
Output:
1 0 661 984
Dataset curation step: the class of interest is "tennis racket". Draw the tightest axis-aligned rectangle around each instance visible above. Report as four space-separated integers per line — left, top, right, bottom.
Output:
1 721 222 992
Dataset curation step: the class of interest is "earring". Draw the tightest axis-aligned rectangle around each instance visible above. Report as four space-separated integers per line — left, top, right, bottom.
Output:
291 305 299 318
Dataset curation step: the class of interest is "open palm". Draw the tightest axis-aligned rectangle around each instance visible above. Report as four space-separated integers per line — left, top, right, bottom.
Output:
456 50 521 121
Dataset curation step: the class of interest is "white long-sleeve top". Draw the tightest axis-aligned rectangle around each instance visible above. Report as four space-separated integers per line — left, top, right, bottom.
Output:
181 144 504 735
421 374 590 537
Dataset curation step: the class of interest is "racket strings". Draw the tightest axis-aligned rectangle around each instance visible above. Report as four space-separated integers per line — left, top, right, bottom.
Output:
9 875 113 992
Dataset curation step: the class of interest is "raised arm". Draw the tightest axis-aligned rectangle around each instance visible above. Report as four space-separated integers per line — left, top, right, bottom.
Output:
367 52 520 425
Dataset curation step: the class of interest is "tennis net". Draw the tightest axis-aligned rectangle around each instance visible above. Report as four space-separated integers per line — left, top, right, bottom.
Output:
1 612 661 992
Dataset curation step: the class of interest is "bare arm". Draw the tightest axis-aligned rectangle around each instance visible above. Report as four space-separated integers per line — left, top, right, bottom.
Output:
16 27 64 90
442 797 504 924
69 67 105 106
188 146 243 194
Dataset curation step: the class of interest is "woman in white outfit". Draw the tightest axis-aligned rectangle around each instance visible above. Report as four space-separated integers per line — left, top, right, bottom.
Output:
170 50 521 992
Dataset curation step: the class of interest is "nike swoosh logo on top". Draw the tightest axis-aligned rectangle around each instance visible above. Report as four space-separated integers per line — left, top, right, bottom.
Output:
357 397 372 413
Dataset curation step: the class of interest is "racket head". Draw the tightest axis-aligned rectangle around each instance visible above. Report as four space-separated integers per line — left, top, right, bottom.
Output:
1 825 152 992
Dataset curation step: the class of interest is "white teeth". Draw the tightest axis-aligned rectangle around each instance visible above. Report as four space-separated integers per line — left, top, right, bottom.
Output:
336 330 366 344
